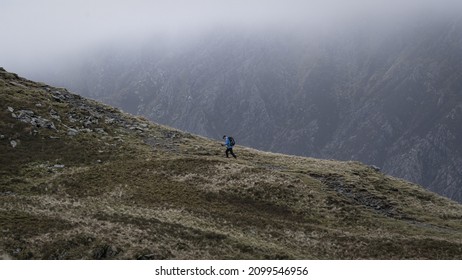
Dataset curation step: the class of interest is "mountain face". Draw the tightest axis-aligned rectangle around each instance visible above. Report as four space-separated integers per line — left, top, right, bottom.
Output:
35 17 462 203
2 68 462 259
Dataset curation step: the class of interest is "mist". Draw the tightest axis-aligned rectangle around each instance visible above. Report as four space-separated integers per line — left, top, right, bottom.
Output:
1 0 461 76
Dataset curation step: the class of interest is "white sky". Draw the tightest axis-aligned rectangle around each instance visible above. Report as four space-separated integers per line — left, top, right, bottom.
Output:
1 0 460 74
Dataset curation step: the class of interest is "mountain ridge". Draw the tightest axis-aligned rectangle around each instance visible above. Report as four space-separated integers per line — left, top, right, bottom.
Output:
1 68 462 259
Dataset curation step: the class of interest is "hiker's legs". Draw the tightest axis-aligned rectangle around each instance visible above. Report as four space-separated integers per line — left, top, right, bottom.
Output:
229 148 237 158
226 148 236 158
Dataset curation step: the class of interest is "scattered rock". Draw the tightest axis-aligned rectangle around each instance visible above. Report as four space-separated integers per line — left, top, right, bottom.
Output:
51 91 67 102
49 109 60 120
7 106 14 113
0 191 15 196
15 110 34 121
9 81 26 88
10 140 17 148
322 177 399 218
31 117 56 129
370 165 381 172
105 118 115 124
53 164 65 168
12 109 56 130
0 134 4 139
68 114 79 123
165 131 178 139
97 159 102 163
35 103 42 107
67 128 79 136
94 128 107 134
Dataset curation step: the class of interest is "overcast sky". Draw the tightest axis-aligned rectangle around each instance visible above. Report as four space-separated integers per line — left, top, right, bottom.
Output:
1 0 460 74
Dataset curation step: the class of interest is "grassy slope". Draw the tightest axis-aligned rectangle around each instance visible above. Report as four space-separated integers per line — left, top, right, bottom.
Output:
1 67 462 259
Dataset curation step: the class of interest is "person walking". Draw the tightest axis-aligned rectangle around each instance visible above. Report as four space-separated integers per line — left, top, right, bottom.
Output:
222 135 237 158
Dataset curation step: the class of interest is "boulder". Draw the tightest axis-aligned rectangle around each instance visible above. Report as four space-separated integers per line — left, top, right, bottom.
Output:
10 140 17 148
67 128 79 136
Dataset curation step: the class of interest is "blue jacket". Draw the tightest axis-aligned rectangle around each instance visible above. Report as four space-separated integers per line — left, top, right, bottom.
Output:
225 137 233 149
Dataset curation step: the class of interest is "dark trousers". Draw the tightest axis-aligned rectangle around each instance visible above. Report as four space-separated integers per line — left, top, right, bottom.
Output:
226 148 237 158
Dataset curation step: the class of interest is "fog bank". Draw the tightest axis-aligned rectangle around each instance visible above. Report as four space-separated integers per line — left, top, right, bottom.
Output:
1 0 461 76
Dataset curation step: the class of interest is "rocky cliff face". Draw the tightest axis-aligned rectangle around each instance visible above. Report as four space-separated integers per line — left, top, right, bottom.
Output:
38 17 462 202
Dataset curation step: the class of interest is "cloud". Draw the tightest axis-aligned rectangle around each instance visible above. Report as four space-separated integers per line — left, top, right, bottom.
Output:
1 0 460 74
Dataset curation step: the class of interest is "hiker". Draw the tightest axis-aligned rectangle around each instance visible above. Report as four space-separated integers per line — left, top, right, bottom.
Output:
222 135 237 158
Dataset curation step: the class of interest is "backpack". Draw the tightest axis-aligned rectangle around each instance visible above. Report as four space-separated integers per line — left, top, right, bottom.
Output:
228 136 235 147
